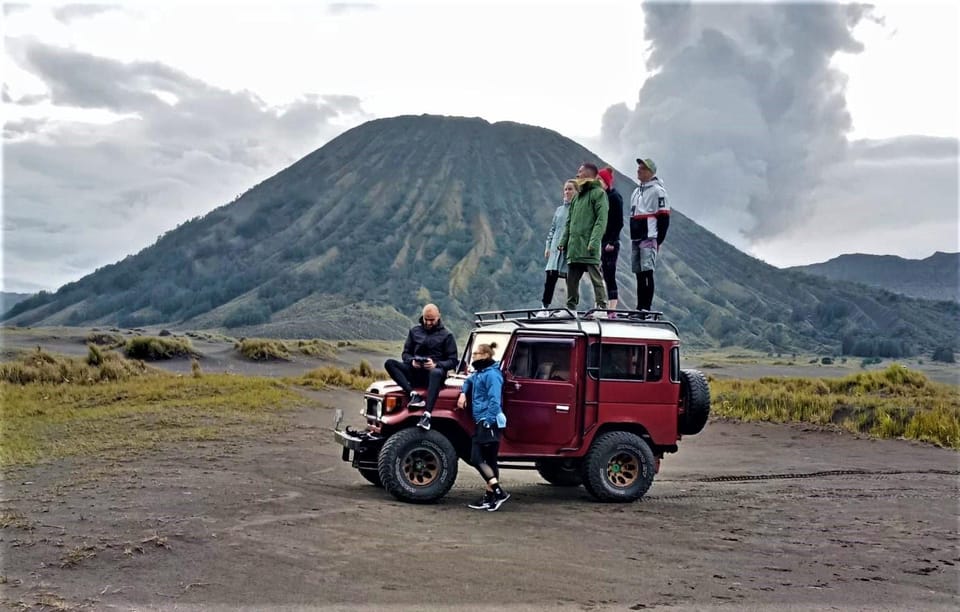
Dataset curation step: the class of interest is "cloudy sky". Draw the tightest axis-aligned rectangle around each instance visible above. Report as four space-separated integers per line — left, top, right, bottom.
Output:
3 1 958 293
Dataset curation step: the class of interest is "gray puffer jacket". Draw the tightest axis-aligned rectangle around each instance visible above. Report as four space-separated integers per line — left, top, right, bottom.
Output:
544 202 569 275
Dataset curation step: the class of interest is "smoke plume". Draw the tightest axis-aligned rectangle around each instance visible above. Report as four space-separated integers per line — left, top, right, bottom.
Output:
602 2 872 249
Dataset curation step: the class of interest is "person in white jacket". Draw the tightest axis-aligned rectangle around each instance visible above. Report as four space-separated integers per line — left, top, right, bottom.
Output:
628 158 670 311
540 180 574 311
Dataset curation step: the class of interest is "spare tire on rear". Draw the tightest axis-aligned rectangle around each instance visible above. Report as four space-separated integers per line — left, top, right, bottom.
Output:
679 369 710 436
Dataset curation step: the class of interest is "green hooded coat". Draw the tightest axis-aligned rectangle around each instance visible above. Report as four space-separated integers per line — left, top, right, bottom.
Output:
559 178 609 265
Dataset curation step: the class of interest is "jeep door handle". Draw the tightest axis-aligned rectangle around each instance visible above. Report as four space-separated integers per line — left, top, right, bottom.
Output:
505 381 521 393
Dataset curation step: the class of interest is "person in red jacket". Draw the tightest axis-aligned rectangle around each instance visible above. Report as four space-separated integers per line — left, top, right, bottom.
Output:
597 167 624 311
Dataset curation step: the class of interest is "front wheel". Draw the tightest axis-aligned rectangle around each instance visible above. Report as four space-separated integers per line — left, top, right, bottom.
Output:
378 428 459 504
581 431 656 502
358 468 383 487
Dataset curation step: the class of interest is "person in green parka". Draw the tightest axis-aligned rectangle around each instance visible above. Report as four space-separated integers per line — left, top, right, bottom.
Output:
558 163 609 312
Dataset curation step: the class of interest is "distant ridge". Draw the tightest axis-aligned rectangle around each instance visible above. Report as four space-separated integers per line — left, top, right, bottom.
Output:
790 252 959 303
1 291 33 316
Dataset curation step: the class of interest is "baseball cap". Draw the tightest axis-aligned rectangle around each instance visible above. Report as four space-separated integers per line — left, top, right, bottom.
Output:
636 157 657 173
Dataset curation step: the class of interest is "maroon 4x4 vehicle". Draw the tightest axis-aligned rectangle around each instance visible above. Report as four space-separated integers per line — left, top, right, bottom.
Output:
333 308 710 504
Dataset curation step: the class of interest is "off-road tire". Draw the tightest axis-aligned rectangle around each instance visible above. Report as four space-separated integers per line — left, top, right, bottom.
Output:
535 459 583 486
679 369 710 436
358 468 383 487
581 431 656 502
378 428 459 504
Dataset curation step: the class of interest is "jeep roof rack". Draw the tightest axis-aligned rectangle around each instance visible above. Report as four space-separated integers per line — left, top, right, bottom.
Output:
473 308 679 336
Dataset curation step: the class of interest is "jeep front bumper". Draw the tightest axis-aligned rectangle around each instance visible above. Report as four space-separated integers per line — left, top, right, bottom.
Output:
333 409 385 470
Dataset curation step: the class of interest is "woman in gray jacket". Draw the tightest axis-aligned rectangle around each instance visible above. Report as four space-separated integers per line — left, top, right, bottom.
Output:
540 180 574 311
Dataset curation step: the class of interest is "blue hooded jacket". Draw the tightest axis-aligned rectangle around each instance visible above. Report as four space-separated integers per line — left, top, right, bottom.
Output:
461 361 507 429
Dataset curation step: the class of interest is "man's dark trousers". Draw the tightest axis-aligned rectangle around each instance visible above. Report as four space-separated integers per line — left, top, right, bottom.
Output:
384 359 446 411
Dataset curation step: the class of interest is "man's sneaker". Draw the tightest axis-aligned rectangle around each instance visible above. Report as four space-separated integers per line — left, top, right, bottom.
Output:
487 491 510 512
534 310 549 318
408 392 426 408
467 492 494 510
417 412 431 430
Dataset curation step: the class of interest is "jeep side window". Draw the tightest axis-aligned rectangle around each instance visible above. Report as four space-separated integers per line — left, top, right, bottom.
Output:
588 343 645 381
508 338 572 381
647 346 664 381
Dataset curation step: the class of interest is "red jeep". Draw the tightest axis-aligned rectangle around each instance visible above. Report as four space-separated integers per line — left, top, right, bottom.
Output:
333 308 710 503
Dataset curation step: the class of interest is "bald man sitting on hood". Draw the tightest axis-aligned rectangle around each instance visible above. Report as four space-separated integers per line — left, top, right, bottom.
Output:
384 304 459 430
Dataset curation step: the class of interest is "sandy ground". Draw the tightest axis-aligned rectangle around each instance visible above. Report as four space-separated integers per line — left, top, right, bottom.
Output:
2 391 958 611
1 326 959 610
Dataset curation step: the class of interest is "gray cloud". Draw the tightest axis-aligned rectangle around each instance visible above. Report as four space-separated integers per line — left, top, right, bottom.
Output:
752 135 959 265
603 3 874 251
3 3 29 16
3 117 49 139
3 40 370 293
53 4 120 23
327 3 377 15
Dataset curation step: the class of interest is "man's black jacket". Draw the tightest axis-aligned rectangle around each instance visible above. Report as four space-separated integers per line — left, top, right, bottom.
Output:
401 319 459 371
602 187 624 247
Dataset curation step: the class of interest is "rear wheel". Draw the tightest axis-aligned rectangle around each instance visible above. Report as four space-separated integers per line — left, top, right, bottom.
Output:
535 459 583 486
679 369 711 435
581 431 656 502
378 428 459 504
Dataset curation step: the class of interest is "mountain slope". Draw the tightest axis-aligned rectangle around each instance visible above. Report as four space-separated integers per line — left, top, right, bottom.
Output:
0 292 32 316
789 252 959 302
5 115 958 357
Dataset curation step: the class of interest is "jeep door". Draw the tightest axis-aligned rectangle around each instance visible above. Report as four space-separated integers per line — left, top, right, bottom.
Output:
500 335 581 452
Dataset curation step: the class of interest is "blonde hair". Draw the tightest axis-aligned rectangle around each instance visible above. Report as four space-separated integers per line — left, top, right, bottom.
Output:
474 342 497 359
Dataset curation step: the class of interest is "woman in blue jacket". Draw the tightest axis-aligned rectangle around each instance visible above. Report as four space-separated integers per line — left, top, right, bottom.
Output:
456 342 509 511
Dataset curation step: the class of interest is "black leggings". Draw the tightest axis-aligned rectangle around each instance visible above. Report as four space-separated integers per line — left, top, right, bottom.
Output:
542 270 561 307
471 438 500 481
601 245 620 300
636 270 655 311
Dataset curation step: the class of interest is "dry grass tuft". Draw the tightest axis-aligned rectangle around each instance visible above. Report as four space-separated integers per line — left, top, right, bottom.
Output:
123 336 195 360
0 347 156 384
712 365 960 449
234 338 291 361
287 360 385 391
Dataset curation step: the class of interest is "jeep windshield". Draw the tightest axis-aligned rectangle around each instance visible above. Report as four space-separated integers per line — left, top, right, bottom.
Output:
459 330 511 374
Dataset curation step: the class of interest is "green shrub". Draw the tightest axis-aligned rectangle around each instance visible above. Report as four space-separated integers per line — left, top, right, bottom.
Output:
932 347 956 363
223 303 271 328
